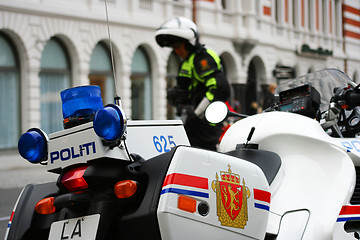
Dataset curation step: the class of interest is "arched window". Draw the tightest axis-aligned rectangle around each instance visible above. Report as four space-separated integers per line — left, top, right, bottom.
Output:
0 33 20 149
130 47 152 120
166 52 180 119
89 42 115 105
39 38 71 134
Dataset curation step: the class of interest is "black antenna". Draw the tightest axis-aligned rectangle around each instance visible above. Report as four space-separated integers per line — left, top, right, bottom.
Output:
244 127 255 148
104 0 121 106
104 0 133 162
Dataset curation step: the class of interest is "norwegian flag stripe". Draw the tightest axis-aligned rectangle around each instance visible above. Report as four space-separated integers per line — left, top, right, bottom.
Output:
254 188 271 203
7 211 14 228
254 203 270 211
161 173 209 198
337 205 360 222
162 173 208 189
254 188 271 211
161 188 209 198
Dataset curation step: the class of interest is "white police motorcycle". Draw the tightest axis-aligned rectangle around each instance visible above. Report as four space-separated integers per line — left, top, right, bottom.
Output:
5 69 360 239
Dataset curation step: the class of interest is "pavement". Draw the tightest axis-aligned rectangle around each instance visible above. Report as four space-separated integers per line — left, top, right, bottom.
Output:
0 150 57 189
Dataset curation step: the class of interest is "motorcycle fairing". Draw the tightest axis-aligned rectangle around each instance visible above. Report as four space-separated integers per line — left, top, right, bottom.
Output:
219 111 357 239
157 146 270 240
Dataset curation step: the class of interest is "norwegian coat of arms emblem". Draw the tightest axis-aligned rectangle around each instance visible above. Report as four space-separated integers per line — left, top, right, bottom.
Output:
211 164 250 228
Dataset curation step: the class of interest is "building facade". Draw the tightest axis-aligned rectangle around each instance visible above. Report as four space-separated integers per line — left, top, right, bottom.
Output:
0 0 359 153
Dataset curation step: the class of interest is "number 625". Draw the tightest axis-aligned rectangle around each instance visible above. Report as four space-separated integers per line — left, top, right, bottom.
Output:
153 135 176 153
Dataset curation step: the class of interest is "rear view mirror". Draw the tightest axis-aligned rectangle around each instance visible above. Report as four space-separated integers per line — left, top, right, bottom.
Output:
205 101 228 124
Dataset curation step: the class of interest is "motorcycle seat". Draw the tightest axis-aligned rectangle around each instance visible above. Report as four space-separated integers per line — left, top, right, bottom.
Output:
225 148 281 185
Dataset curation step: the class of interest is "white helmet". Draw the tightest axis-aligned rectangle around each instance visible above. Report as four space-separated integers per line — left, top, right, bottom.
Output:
155 17 199 47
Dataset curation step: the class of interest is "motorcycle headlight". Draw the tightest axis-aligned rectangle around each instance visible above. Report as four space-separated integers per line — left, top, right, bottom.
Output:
93 104 127 142
18 128 48 163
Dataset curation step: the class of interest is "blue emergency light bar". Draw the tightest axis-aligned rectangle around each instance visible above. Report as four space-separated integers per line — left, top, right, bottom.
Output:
61 85 103 120
93 104 127 142
18 128 48 163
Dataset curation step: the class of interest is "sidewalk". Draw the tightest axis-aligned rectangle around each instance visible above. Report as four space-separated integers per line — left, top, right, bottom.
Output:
0 151 57 189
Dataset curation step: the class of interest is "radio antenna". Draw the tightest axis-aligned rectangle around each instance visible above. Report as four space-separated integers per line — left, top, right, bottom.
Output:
104 0 121 106
103 0 132 162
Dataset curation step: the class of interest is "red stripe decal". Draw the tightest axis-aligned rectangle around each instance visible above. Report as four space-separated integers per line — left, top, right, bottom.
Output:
163 173 208 189
9 211 14 222
254 188 271 203
339 205 360 215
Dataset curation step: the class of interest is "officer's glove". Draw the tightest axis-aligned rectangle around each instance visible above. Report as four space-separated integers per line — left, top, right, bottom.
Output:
167 86 188 107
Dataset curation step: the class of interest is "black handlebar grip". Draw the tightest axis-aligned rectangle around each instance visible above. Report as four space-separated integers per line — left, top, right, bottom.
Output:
345 91 360 107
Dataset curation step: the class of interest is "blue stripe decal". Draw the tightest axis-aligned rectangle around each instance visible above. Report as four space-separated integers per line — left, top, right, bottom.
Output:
337 216 360 222
161 188 209 198
254 203 270 211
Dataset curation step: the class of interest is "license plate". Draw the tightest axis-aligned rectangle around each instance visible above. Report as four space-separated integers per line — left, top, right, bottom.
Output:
48 214 100 240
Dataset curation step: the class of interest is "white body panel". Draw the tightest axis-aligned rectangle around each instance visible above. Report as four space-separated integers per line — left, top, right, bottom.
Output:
157 146 270 240
219 112 356 239
46 120 189 172
335 138 360 165
126 120 190 158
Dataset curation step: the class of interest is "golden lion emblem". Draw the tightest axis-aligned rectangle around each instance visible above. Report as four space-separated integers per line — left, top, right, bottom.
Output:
212 164 250 228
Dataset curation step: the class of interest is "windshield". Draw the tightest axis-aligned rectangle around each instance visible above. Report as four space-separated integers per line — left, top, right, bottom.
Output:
275 68 353 113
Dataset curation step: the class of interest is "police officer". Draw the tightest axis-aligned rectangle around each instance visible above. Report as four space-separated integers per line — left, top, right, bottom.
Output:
155 17 230 151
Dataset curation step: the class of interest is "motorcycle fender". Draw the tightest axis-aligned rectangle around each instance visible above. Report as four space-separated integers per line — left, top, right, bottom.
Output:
5 182 59 240
157 146 270 240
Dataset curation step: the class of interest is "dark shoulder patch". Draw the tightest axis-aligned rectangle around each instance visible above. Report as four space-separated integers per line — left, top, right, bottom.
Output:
194 50 218 78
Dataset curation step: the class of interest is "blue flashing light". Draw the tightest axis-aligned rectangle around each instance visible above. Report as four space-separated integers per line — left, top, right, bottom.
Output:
93 104 127 142
18 128 48 164
61 85 103 120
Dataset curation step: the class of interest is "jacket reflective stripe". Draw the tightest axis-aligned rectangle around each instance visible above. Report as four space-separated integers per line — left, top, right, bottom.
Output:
178 54 195 78
205 78 217 101
205 77 216 87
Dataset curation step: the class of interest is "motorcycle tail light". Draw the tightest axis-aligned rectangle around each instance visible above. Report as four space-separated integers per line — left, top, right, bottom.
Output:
114 180 137 199
60 165 88 192
178 195 196 213
35 197 56 215
341 104 349 109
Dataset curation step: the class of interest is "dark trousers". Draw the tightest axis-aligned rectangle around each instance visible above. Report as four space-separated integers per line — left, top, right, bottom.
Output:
184 116 222 151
